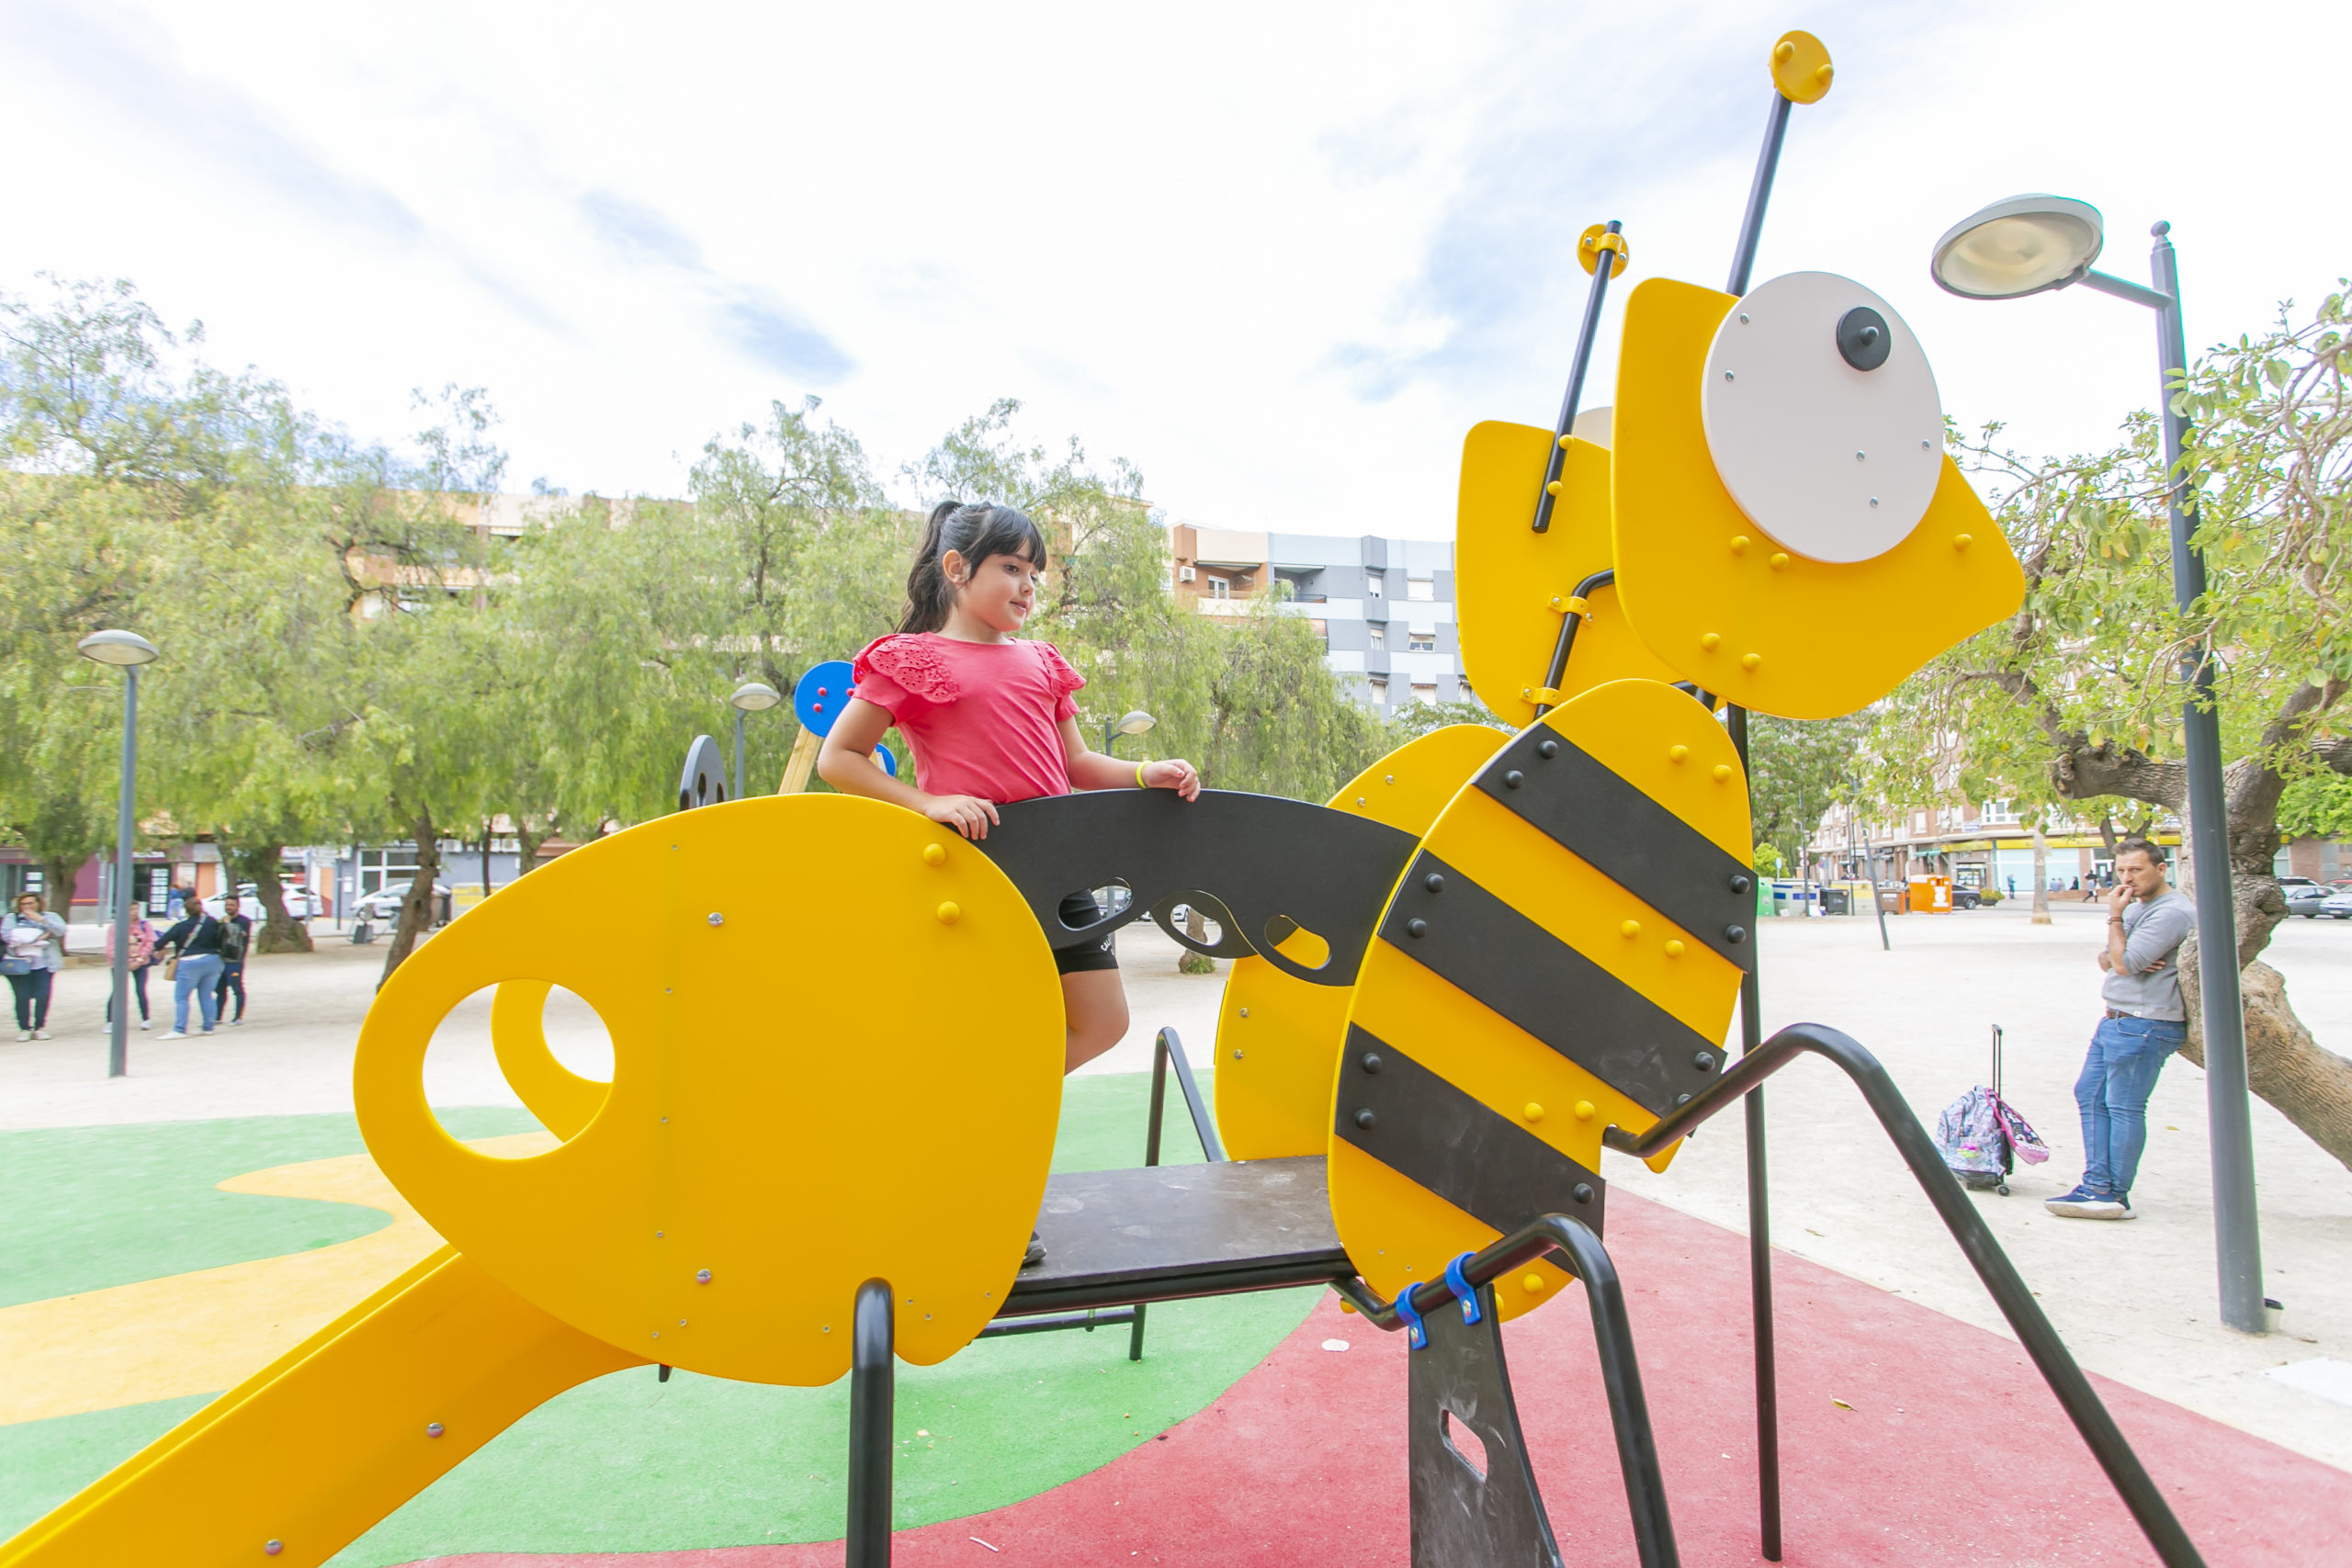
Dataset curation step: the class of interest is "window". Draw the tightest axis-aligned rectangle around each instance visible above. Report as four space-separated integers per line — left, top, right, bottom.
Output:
1206 575 1229 598
1408 628 1436 652
1368 625 1385 649
1366 575 1384 598
1369 676 1389 704
1411 682 1438 705
1407 575 1435 602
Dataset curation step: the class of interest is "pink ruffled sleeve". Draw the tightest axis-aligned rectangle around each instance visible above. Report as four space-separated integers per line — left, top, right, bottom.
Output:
1035 640 1086 722
852 635 960 720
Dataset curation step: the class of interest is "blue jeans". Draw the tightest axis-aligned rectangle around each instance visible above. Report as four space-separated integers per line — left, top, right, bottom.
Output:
2075 1015 2184 1196
174 953 224 1032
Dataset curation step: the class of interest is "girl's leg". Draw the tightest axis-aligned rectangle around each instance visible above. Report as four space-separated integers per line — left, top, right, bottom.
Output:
8 972 32 1032
31 970 52 1030
133 964 151 1021
1061 970 1129 1074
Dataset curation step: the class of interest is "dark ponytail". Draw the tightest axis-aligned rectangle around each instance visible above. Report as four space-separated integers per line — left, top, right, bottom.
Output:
898 501 1050 633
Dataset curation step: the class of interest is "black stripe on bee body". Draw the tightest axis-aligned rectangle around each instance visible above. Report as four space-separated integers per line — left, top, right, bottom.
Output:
1378 851 1723 1117
1473 726 1758 971
1335 1025 1606 1239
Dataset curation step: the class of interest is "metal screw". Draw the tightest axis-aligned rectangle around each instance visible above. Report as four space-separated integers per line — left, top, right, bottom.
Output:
1921 438 1932 450
426 1421 445 1438
1677 1094 1693 1107
1232 1049 1243 1060
1385 774 1396 784
266 1544 284 1558
1693 1052 1716 1072
1536 739 1558 759
1424 872 1444 893
1360 1052 1383 1074
1738 312 1749 324
1855 449 1866 460
1406 918 1428 939
1723 369 1736 380
707 912 724 926
1238 1007 1250 1017
1870 496 1881 507
1728 874 1752 895
1724 925 1747 943
1503 770 1524 789
1573 1183 1595 1204
695 1269 712 1284
1353 1108 1376 1130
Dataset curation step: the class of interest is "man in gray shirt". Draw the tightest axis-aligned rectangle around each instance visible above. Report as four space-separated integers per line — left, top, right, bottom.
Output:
2049 837 2195 1220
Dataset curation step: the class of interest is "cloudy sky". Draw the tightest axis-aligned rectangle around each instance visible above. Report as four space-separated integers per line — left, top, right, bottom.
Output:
4 1 2345 536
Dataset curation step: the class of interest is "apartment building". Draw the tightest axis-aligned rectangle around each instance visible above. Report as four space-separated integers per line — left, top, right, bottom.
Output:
1805 796 2181 897
1168 525 1471 715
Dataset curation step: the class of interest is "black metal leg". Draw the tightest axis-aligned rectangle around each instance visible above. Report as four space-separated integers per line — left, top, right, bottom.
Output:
847 1279 894 1568
1127 1301 1148 1361
1745 1078 1781 1561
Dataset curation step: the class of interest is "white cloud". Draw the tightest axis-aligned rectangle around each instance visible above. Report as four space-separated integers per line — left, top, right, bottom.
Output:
3 0 2344 536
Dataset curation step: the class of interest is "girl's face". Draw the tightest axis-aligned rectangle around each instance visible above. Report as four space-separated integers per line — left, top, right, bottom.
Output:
945 547 1043 636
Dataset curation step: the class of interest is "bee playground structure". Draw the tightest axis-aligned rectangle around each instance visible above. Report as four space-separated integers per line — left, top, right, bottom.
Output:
6 31 2213 1568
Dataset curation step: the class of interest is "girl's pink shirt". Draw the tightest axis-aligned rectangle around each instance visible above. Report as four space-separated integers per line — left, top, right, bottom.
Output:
851 633 1086 804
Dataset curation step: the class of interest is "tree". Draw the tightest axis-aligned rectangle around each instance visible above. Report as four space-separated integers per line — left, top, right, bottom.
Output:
1890 283 2352 1168
1746 711 1869 874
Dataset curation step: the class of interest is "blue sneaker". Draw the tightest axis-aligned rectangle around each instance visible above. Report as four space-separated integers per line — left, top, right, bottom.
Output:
2046 1186 2124 1219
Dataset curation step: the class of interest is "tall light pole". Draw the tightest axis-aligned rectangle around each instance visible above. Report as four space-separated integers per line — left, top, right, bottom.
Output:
1102 709 1155 758
729 682 783 802
1930 197 2264 1335
77 629 160 1080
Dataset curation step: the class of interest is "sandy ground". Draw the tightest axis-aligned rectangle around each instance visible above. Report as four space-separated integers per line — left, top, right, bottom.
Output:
6 903 2350 1470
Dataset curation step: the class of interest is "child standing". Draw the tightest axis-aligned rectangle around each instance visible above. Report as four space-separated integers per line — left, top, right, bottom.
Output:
818 501 1199 1076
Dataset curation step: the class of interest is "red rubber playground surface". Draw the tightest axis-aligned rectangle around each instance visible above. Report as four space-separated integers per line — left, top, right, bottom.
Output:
413 1191 2351 1568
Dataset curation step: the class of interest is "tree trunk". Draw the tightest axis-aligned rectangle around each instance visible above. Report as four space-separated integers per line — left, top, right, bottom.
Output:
227 842 312 953
40 853 87 927
2179 952 2352 1171
2030 825 2051 926
513 817 549 878
481 823 495 900
379 808 442 985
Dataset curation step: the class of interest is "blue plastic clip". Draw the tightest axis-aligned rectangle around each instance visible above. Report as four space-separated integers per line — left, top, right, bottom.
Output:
1393 1280 1430 1350
1444 1253 1483 1325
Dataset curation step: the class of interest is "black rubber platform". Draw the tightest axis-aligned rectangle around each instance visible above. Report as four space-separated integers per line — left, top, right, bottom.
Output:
999 1156 1350 1317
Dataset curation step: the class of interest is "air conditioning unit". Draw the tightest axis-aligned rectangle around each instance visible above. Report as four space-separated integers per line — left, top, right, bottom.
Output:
1178 565 1196 582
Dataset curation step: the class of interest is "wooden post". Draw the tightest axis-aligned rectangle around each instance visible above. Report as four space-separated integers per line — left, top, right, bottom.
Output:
779 727 821 794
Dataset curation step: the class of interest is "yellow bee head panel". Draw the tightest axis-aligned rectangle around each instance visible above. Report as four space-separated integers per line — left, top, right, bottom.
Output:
1611 275 2024 719
353 794 1065 1386
1329 679 1750 1318
1216 723 1510 1159
1454 420 1685 726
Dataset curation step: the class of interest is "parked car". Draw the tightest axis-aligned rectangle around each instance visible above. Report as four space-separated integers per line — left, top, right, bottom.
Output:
354 881 451 922
2283 876 2325 918
1952 886 1985 910
208 882 324 920
2320 886 2352 920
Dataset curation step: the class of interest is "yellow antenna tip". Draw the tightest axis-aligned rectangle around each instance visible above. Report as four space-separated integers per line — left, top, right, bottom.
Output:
1770 29 1834 104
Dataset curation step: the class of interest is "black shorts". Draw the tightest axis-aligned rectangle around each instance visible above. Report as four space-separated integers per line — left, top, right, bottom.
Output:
1053 892 1120 976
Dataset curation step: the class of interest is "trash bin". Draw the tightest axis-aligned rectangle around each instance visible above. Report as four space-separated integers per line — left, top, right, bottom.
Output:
1821 886 1849 916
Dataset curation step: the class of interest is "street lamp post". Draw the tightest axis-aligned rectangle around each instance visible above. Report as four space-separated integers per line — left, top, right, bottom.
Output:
1931 197 2265 1334
77 629 160 1080
729 682 784 801
1102 709 1156 758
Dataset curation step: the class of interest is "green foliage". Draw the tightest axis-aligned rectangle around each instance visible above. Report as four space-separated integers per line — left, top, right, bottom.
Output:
1745 711 1868 866
1385 699 1510 745
2279 773 2352 840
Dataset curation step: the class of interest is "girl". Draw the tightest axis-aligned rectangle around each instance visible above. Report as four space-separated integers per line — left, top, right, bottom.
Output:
819 501 1200 1077
6 892 69 1041
101 909 161 1031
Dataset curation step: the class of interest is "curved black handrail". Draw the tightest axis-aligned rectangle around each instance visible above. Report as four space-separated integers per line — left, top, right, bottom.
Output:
1336 1213 1677 1568
1600 1021 2207 1568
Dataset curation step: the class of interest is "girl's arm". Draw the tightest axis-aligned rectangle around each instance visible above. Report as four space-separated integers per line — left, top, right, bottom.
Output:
816 696 1001 840
1059 719 1201 800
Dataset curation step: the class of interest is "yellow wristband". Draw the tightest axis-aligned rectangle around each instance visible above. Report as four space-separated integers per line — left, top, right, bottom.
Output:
1136 761 1148 788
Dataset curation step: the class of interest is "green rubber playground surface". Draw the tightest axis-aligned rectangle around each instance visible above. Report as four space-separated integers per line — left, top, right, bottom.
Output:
0 1072 1325 1560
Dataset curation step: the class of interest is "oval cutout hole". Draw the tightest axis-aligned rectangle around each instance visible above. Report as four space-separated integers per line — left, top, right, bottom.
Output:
1263 914 1331 970
1057 881 1130 931
425 982 615 1156
1441 1408 1488 1481
1172 903 1223 950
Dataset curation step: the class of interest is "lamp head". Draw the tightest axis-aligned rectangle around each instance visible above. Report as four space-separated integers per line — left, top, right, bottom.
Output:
1930 194 2104 300
1114 709 1157 738
76 629 160 667
729 682 783 713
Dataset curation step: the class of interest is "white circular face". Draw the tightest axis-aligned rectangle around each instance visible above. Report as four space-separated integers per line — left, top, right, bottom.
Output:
1701 272 1943 563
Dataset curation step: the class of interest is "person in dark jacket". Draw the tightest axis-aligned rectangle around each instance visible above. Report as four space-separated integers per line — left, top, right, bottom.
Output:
206 890 254 1026
153 902 231 1037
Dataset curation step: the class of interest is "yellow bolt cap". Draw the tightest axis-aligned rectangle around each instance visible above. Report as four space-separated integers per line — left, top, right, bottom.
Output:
1557 433 1575 450
1774 39 1795 62
1522 1272 1546 1293
1665 939 1687 957
935 901 960 925
922 842 947 866
1339 1297 1357 1313
1729 536 1748 554
1545 479 1564 496
1668 744 1690 762
1619 919 1641 938
1769 552 1790 570
1713 763 1734 782
1741 652 1763 670
1701 632 1721 650
1573 1100 1596 1120
1523 1101 1544 1122
1954 533 1973 550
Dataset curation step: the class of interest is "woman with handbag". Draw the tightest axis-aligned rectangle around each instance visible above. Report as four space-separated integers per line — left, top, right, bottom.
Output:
101 911 162 1031
153 899 231 1038
6 891 70 1041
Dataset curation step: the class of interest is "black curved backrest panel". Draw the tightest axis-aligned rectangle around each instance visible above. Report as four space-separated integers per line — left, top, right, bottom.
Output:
676 735 729 814
976 790 1419 986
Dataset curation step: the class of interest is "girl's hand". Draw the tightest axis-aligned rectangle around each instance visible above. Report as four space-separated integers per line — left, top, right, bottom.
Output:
926 794 1001 840
1142 759 1201 801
